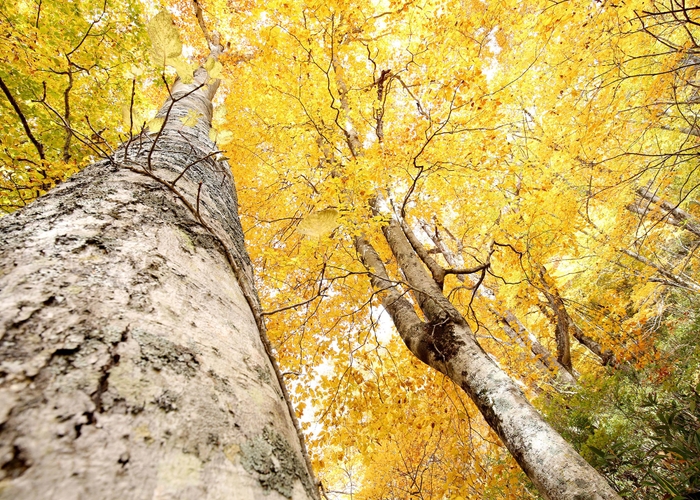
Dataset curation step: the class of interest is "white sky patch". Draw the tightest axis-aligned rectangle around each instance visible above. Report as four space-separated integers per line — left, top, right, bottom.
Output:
486 27 502 56
182 45 196 59
371 305 396 344
482 27 502 82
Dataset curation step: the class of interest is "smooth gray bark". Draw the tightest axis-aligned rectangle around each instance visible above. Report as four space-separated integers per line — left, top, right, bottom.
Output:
0 69 316 499
356 217 621 500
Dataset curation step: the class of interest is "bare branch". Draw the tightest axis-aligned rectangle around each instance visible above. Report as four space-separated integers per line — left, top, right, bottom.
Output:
0 75 45 160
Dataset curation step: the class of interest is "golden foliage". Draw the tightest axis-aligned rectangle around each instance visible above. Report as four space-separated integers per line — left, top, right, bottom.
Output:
3 0 700 496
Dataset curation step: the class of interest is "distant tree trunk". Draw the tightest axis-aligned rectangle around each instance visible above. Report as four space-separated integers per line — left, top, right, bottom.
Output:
0 67 317 499
538 267 618 369
499 311 579 386
634 187 700 238
538 267 574 374
356 216 621 500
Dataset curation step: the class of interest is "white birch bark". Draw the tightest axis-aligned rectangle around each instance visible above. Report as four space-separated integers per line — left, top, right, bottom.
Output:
356 218 621 500
0 69 317 500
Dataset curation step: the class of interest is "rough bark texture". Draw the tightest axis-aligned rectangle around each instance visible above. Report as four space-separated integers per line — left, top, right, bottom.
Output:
357 220 622 500
0 71 316 499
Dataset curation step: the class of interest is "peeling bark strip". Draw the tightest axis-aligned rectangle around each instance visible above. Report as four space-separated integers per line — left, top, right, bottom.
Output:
0 69 317 499
356 220 621 500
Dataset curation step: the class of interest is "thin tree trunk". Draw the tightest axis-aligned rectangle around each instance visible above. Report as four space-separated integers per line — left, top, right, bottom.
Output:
500 312 579 386
635 187 700 238
0 66 317 499
538 267 618 369
626 202 696 234
621 248 700 292
356 217 621 500
571 325 617 367
538 267 574 374
418 220 577 386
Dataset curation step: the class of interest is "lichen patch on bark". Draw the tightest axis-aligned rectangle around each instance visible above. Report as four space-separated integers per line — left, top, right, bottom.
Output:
240 427 316 499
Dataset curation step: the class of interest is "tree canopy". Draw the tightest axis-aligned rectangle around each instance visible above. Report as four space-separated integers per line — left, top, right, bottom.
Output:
2 0 700 497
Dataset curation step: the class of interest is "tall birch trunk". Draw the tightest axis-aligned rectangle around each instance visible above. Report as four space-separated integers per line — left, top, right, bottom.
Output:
0 68 317 500
356 216 621 500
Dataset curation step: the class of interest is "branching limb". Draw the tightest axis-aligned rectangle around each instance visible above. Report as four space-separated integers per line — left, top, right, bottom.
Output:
622 247 700 291
0 75 45 160
396 214 447 287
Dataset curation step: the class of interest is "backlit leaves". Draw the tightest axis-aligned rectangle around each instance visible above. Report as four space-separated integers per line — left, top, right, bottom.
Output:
4 0 700 497
0 0 149 211
222 0 700 496
147 117 165 133
147 11 183 63
297 209 339 238
204 57 223 80
147 11 194 83
180 110 202 127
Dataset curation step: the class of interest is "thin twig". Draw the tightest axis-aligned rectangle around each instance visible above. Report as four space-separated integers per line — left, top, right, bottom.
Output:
124 79 136 161
195 181 203 219
0 75 45 160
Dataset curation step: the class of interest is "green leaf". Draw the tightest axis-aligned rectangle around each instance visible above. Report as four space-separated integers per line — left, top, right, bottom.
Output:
203 56 223 79
649 471 680 496
121 104 144 130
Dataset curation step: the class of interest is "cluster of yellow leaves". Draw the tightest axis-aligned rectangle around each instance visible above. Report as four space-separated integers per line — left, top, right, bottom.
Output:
215 0 700 496
0 0 150 211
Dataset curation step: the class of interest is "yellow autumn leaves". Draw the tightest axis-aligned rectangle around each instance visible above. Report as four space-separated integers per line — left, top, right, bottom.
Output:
147 11 196 84
297 208 340 238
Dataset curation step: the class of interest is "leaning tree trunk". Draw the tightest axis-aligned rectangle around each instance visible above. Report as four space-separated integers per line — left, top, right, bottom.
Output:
355 216 622 500
0 66 317 499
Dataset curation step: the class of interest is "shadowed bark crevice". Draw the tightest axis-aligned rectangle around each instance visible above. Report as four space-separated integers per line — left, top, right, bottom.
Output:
92 327 130 413
426 320 464 362
1 446 30 480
